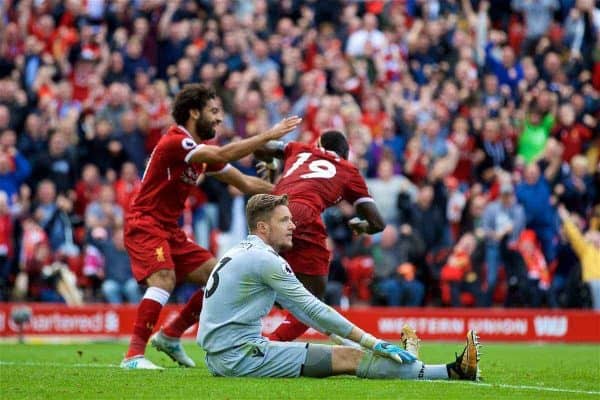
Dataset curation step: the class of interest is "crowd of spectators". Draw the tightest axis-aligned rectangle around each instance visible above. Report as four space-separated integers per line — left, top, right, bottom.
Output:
0 0 598 309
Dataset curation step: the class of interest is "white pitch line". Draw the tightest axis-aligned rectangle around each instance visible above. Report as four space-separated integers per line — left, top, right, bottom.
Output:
0 360 118 369
428 379 600 396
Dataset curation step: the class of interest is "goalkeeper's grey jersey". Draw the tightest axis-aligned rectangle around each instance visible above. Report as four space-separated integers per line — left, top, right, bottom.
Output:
198 235 353 353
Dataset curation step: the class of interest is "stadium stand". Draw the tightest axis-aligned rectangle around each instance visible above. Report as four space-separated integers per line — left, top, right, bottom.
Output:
0 0 598 309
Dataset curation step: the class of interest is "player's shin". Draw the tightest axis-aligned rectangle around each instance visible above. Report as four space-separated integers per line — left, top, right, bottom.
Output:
268 313 310 341
356 352 449 380
163 288 204 338
125 286 170 358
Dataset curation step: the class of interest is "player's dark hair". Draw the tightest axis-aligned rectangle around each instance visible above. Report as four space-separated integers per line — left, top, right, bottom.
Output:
246 194 289 232
320 130 349 159
171 84 217 125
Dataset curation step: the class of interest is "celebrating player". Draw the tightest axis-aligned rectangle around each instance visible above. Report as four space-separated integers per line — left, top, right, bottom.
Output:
198 194 481 380
255 130 385 342
120 84 301 369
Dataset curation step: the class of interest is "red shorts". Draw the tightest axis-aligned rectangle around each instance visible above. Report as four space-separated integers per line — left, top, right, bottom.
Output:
124 214 214 283
280 202 329 276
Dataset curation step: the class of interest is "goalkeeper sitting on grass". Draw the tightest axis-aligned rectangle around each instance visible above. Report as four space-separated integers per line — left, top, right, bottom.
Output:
198 194 481 380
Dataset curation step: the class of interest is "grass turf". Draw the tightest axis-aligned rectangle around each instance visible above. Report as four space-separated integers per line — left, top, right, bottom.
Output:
1 341 599 399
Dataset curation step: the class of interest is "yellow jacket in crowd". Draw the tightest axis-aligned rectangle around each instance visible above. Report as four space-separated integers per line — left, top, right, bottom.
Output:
563 220 600 282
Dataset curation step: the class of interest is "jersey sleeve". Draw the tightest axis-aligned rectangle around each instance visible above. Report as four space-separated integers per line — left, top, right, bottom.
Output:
159 134 204 164
259 251 354 337
343 167 373 206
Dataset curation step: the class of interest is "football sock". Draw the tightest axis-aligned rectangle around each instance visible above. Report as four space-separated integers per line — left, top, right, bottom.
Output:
125 287 169 358
268 313 309 341
162 289 204 338
356 351 450 380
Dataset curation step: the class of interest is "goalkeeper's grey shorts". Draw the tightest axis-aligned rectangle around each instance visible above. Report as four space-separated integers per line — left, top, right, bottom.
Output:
205 339 332 378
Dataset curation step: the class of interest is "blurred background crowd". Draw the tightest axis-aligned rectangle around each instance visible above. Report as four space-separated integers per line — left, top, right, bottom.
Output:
0 0 598 309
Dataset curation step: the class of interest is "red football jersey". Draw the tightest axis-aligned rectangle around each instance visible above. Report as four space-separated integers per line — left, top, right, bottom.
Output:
129 125 228 226
273 142 372 213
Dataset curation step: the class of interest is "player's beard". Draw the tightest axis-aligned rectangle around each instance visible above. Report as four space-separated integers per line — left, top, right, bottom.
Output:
195 117 216 140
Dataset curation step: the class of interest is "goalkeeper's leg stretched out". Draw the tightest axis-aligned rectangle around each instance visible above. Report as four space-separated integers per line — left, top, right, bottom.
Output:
208 328 482 381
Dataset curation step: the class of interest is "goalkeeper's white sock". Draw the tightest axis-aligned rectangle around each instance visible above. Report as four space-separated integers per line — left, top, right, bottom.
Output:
356 352 449 380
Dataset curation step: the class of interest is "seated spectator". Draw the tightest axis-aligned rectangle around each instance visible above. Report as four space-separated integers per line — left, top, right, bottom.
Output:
474 119 513 185
551 103 592 163
448 116 476 186
460 194 488 237
0 137 31 204
445 176 467 241
97 83 131 133
440 233 483 307
38 254 83 305
549 237 582 308
85 184 124 234
29 132 78 194
15 237 82 305
403 136 429 185
324 238 348 308
361 93 388 140
74 164 102 218
91 227 141 304
482 181 526 306
17 113 49 160
561 155 596 217
0 191 14 299
366 157 417 225
420 119 450 162
403 184 449 254
80 118 128 175
114 111 147 173
34 180 80 256
515 230 552 307
345 13 387 57
401 182 452 296
114 162 141 213
343 235 376 304
516 162 559 264
371 225 425 307
17 241 59 302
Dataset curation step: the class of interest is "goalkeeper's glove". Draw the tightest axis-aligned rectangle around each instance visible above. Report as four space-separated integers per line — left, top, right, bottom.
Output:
256 159 280 182
348 217 369 235
359 333 417 364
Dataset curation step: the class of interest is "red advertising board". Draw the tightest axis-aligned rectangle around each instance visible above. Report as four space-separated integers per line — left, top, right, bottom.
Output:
1 304 599 342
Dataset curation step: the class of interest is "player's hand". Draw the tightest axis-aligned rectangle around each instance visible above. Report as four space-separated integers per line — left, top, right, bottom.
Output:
256 159 280 182
266 116 302 140
256 161 270 180
360 333 417 364
372 342 417 364
348 217 369 234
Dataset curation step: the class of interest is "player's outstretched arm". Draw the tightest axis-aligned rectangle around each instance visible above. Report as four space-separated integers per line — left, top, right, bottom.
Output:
350 201 386 235
188 117 301 164
214 165 274 194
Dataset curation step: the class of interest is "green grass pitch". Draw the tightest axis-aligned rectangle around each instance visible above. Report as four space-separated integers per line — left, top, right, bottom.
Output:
1 341 599 399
